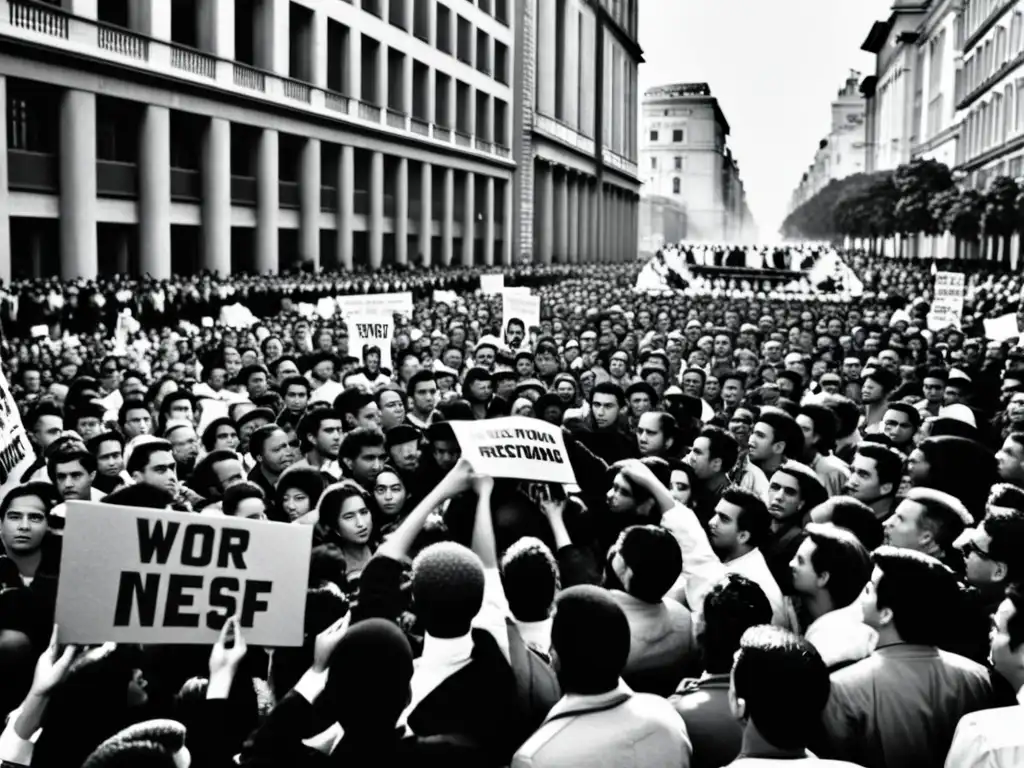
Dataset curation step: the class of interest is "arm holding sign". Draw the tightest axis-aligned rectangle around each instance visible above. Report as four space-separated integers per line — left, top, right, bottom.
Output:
539 498 602 588
469 473 511 662
193 617 249 768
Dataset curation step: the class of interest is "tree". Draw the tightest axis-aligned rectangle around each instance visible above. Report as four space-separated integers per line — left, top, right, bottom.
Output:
832 173 897 253
893 159 954 238
981 176 1020 266
781 172 891 243
943 188 985 254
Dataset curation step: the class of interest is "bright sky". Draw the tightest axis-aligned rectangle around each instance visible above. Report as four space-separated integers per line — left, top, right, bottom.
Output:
638 0 895 237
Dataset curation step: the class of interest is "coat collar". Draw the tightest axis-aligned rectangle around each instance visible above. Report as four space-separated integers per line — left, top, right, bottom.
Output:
544 680 633 722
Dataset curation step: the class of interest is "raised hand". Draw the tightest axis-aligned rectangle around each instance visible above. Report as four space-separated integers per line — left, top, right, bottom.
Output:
312 613 352 674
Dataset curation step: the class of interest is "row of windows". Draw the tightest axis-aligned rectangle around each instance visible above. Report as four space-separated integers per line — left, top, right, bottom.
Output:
962 0 1010 46
956 10 1024 102
649 129 685 143
650 156 684 171
958 77 1024 163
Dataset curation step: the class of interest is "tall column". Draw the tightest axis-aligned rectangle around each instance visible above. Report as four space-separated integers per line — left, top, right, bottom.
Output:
567 172 579 264
200 0 234 58
402 53 414 117
462 172 475 266
256 128 279 274
337 145 354 270
466 85 477 138
484 175 496 266
377 42 389 109
395 157 409 266
138 104 171 279
536 0 557 116
369 150 384 268
538 163 553 265
427 66 437 124
60 89 97 280
564 1 580 129
300 137 321 270
419 162 433 266
0 77 9 284
441 167 454 265
581 177 589 264
202 117 231 275
347 31 362 100
554 169 568 264
596 184 606 264
592 182 601 264
310 10 327 88
502 178 513 266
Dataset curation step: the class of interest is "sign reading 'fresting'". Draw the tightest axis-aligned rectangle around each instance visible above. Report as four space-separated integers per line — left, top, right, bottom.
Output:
450 416 577 485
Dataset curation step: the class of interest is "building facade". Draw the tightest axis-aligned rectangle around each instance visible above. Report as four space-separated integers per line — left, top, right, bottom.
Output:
638 194 686 254
640 83 753 242
512 0 641 265
911 0 959 169
789 72 867 212
0 0 517 282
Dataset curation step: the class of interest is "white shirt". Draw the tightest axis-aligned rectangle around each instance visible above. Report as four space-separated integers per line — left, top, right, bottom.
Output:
944 687 1024 768
515 617 553 657
803 604 877 669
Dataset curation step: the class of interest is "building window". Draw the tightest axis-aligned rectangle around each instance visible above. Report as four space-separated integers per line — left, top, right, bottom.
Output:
649 130 658 141
674 156 682 170
672 177 680 194
673 129 684 142
651 157 657 169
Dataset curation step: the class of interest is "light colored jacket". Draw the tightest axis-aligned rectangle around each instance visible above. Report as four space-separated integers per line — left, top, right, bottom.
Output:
512 680 691 768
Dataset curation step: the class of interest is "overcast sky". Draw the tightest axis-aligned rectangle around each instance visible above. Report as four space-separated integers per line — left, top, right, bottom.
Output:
637 0 895 237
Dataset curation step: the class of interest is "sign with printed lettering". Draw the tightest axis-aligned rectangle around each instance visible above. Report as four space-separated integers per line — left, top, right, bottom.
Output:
337 292 413 318
927 271 965 331
55 502 312 646
480 274 505 294
348 314 394 363
449 416 577 485
501 290 541 340
0 369 35 504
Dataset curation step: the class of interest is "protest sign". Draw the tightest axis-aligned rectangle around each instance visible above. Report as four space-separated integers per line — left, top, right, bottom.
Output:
337 292 413 318
480 274 505 294
449 416 577 485
433 290 459 305
55 502 312 646
0 369 35 505
501 290 541 340
927 271 965 331
348 313 394 363
984 313 1021 343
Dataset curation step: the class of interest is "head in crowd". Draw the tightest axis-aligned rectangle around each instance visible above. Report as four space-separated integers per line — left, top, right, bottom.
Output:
550 585 632 695
768 460 828 527
790 522 872 611
501 536 560 624
845 443 903 509
709 486 772 561
699 573 773 674
609 525 683 604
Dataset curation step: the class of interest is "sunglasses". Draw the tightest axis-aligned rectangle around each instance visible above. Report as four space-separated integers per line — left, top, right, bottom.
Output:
962 540 993 560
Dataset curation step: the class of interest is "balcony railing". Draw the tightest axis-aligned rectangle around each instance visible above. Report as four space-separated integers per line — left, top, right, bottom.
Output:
233 62 265 92
602 147 639 178
282 78 311 103
171 44 215 78
97 24 147 60
2 0 514 165
534 113 596 155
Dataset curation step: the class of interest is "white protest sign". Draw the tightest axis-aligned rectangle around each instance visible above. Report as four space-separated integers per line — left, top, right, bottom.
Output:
449 416 577 485
348 314 394 362
433 290 459 305
337 292 413 318
984 313 1021 342
927 271 965 331
55 502 312 646
502 290 541 339
0 369 35 504
480 274 505 294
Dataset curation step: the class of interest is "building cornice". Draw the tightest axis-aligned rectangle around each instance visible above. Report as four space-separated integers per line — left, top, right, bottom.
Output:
955 130 1024 171
911 122 960 156
916 0 960 41
962 0 1016 54
955 47 1024 110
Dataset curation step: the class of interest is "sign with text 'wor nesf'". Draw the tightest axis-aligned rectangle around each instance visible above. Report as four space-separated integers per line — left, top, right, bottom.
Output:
348 314 394 363
450 416 577 485
55 502 312 646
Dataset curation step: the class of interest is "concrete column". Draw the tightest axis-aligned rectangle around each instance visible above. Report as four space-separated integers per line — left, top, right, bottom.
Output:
536 0 557 116
60 89 97 280
347 30 362 100
202 117 231 275
596 184 606 264
554 169 568 264
395 157 409 266
502 178 513 266
579 177 590 263
369 150 384 268
337 145 354 270
402 53 414 116
200 0 234 58
419 161 433 267
427 66 437 124
129 0 170 37
538 163 553 265
300 138 321 270
447 78 457 132
466 85 477 137
462 172 475 266
0 77 9 284
138 104 171 279
377 42 388 109
564 2 580 129
310 10 327 88
568 172 579 264
484 175 496 266
441 167 454 266
256 128 279 274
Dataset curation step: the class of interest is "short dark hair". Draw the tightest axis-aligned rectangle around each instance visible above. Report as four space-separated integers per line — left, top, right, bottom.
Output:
223 481 266 517
500 537 560 623
551 585 631 695
854 443 904 491
1005 583 1024 652
983 506 1024 584
407 370 437 397
989 483 1024 513
127 439 173 476
617 525 682 603
701 574 773 674
720 486 772 549
758 411 804 459
298 409 343 454
118 397 150 427
700 425 739 474
47 447 97 482
775 461 828 515
872 546 961 646
817 496 884 550
340 428 386 462
280 375 311 395
799 403 838 454
87 431 124 456
590 381 626 407
248 424 285 461
885 401 922 430
821 394 860 439
0 481 59 519
903 488 971 557
732 626 830 750
804 523 872 608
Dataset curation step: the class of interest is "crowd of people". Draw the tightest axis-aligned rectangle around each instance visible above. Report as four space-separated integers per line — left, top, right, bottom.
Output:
0 247 1023 767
